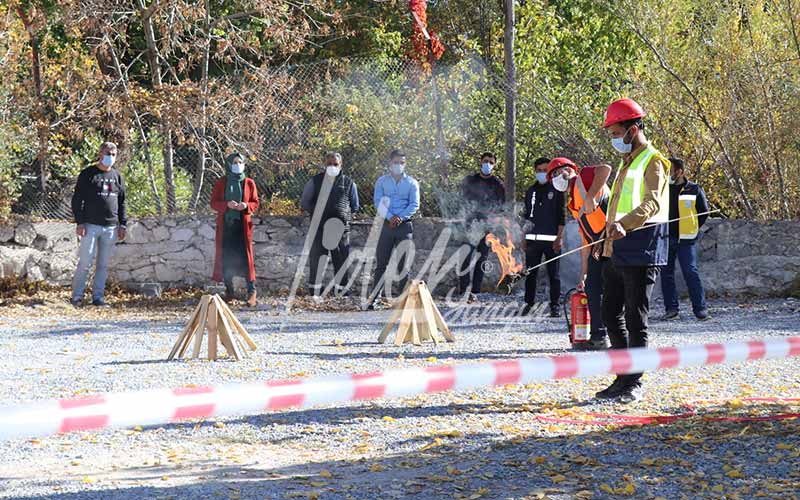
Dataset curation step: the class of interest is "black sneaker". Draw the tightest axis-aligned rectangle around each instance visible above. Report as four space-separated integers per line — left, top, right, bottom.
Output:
584 337 610 351
695 309 711 321
617 383 644 404
91 299 109 307
521 303 534 316
595 377 627 399
467 292 478 303
70 298 83 307
660 310 679 321
549 306 560 318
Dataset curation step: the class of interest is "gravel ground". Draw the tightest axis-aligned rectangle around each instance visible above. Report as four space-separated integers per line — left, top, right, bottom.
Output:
0 291 798 500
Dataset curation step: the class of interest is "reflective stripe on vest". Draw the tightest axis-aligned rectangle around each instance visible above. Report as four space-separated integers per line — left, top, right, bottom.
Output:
525 234 557 241
610 145 669 224
678 193 699 239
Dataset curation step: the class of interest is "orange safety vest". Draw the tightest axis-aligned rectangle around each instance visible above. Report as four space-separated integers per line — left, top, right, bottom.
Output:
567 167 608 244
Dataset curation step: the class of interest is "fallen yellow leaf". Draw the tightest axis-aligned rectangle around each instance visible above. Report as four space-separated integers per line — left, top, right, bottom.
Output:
318 469 332 478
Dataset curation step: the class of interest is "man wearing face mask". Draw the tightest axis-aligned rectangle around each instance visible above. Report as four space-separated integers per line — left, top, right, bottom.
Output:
211 153 260 306
458 152 506 302
370 149 420 308
521 157 566 317
597 98 670 404
660 157 710 321
70 141 127 307
547 158 611 350
300 151 360 298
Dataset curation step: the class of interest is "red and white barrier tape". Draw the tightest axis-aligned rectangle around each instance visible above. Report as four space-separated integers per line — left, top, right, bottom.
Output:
1 336 798 441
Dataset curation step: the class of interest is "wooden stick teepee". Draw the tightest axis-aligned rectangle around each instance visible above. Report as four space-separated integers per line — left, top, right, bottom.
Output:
378 280 455 346
168 294 257 361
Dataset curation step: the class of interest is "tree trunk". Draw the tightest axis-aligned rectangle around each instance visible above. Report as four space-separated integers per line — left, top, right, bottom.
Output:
191 0 211 211
16 7 49 192
106 34 164 217
139 0 177 214
503 0 516 205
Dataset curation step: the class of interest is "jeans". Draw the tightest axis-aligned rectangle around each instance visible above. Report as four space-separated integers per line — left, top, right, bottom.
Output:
524 240 560 308
309 228 351 295
458 234 491 294
585 256 607 340
602 260 659 385
660 238 708 314
72 223 118 302
374 220 414 298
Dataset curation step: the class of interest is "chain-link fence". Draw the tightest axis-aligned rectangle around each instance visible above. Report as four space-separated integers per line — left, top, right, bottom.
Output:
6 55 483 220
9 51 615 222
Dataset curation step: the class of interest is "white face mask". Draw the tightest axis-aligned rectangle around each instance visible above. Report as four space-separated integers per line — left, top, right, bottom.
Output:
390 163 405 176
101 154 115 168
481 162 494 175
611 127 634 154
535 172 548 184
230 162 245 174
552 174 569 192
326 165 341 176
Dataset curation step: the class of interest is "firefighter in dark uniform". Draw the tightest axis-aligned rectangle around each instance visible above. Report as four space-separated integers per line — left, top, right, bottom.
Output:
547 157 611 350
458 151 506 302
300 151 360 298
522 157 566 317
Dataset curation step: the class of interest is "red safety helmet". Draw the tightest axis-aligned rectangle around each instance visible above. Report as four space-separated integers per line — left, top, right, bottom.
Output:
546 157 579 182
602 98 646 128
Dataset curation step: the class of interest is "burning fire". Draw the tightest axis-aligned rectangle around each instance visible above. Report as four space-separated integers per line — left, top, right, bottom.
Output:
486 229 523 286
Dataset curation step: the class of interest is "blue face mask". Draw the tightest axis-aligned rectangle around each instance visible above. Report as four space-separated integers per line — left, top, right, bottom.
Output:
535 172 548 184
481 162 494 175
101 154 115 167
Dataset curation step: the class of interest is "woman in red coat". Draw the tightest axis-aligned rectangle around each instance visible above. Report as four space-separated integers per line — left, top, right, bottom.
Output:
210 153 259 306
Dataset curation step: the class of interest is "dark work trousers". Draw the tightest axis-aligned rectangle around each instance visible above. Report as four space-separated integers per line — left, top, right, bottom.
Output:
308 228 351 295
601 259 659 385
222 218 255 295
374 220 414 298
458 234 491 294
524 240 561 308
585 256 607 340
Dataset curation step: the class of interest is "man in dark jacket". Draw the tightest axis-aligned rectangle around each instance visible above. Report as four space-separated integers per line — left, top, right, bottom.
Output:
70 141 127 307
522 157 566 317
301 151 360 298
660 157 710 321
458 151 506 302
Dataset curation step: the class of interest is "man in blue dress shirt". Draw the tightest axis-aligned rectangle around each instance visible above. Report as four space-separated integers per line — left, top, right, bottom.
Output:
371 150 420 307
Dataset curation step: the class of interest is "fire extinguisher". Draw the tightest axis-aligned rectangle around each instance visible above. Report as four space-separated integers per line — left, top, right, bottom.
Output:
563 288 591 347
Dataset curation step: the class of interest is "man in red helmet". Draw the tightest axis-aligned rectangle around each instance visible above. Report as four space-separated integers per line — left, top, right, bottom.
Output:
548 158 612 350
596 98 670 403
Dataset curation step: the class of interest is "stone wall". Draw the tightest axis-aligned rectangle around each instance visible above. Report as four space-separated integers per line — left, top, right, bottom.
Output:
1 216 798 298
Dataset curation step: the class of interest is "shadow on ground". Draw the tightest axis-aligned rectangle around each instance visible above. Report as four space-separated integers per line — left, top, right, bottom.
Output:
3 405 798 500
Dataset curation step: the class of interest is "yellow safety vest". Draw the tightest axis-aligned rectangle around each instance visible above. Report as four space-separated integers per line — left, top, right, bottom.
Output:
610 145 669 224
678 189 699 239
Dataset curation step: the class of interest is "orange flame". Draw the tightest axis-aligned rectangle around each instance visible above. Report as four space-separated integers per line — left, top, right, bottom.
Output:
486 229 523 286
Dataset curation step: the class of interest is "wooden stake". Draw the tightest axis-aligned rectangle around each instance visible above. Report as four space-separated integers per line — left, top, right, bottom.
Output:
167 294 256 361
378 280 454 346
419 282 454 342
168 300 202 360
